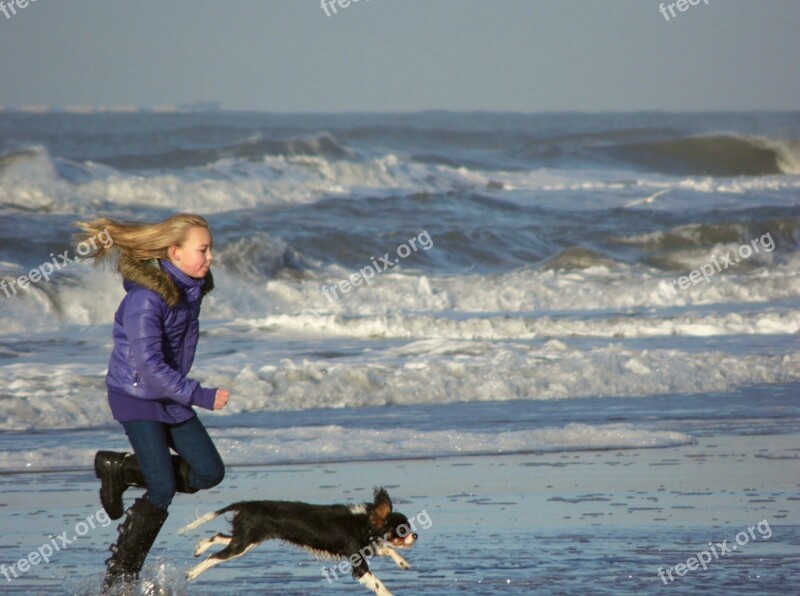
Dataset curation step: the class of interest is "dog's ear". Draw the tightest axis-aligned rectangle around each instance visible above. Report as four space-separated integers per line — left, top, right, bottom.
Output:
369 487 392 529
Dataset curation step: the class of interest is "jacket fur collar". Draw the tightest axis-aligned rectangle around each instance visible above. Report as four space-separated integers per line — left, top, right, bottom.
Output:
118 255 214 308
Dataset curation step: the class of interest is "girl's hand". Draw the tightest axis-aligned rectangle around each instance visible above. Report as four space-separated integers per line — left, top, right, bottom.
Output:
214 389 230 410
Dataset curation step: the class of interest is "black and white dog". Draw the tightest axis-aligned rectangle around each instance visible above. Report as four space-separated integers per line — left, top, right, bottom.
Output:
178 488 417 595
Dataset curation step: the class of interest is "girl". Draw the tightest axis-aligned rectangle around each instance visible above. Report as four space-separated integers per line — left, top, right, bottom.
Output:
76 213 229 590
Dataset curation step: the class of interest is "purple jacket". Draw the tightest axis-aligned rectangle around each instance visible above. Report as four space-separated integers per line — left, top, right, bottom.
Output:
105 257 217 424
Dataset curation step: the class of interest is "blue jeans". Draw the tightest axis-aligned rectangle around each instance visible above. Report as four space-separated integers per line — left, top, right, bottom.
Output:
121 416 225 511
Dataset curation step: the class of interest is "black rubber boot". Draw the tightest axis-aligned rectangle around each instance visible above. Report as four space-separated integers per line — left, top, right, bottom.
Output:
171 454 199 495
102 498 169 593
95 451 147 521
95 452 198 520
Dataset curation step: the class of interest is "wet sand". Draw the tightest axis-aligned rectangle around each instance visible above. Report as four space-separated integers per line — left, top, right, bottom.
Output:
1 433 798 594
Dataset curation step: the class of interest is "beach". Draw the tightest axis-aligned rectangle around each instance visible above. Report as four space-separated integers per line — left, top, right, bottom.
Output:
1 110 798 594
1 430 798 595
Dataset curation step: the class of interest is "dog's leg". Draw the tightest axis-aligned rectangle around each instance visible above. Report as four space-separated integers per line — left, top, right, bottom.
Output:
353 563 393 596
194 533 232 557
357 571 393 596
375 544 411 570
185 542 258 581
186 555 226 582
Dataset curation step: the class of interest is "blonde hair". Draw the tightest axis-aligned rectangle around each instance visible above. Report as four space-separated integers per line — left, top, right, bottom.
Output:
75 213 210 264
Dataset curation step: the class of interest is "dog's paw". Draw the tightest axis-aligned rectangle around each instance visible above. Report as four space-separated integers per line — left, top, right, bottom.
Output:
193 540 210 557
393 554 411 570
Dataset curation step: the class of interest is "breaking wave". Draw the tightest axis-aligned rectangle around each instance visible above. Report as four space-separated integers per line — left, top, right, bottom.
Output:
609 134 800 176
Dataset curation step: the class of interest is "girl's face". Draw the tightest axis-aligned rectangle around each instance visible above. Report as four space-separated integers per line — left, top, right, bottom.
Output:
170 226 213 279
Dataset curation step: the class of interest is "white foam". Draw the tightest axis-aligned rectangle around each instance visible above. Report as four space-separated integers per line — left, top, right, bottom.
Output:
0 361 112 431
0 262 124 334
0 146 79 212
0 423 694 472
209 344 799 416
3 148 798 217
3 256 798 432
0 149 476 214
212 255 800 323
229 305 800 342
2 324 797 433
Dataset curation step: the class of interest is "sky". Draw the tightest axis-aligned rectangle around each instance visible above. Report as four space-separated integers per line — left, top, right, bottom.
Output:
0 0 798 112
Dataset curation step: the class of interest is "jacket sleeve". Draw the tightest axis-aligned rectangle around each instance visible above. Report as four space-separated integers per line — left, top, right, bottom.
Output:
123 289 216 410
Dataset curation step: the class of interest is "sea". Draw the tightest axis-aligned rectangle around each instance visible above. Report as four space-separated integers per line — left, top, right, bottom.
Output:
0 111 798 594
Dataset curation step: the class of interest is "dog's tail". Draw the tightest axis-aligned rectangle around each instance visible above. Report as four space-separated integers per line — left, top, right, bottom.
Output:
178 510 222 535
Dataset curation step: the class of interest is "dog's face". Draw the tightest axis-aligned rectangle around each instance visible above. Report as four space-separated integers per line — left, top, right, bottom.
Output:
384 512 418 548
369 488 418 548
